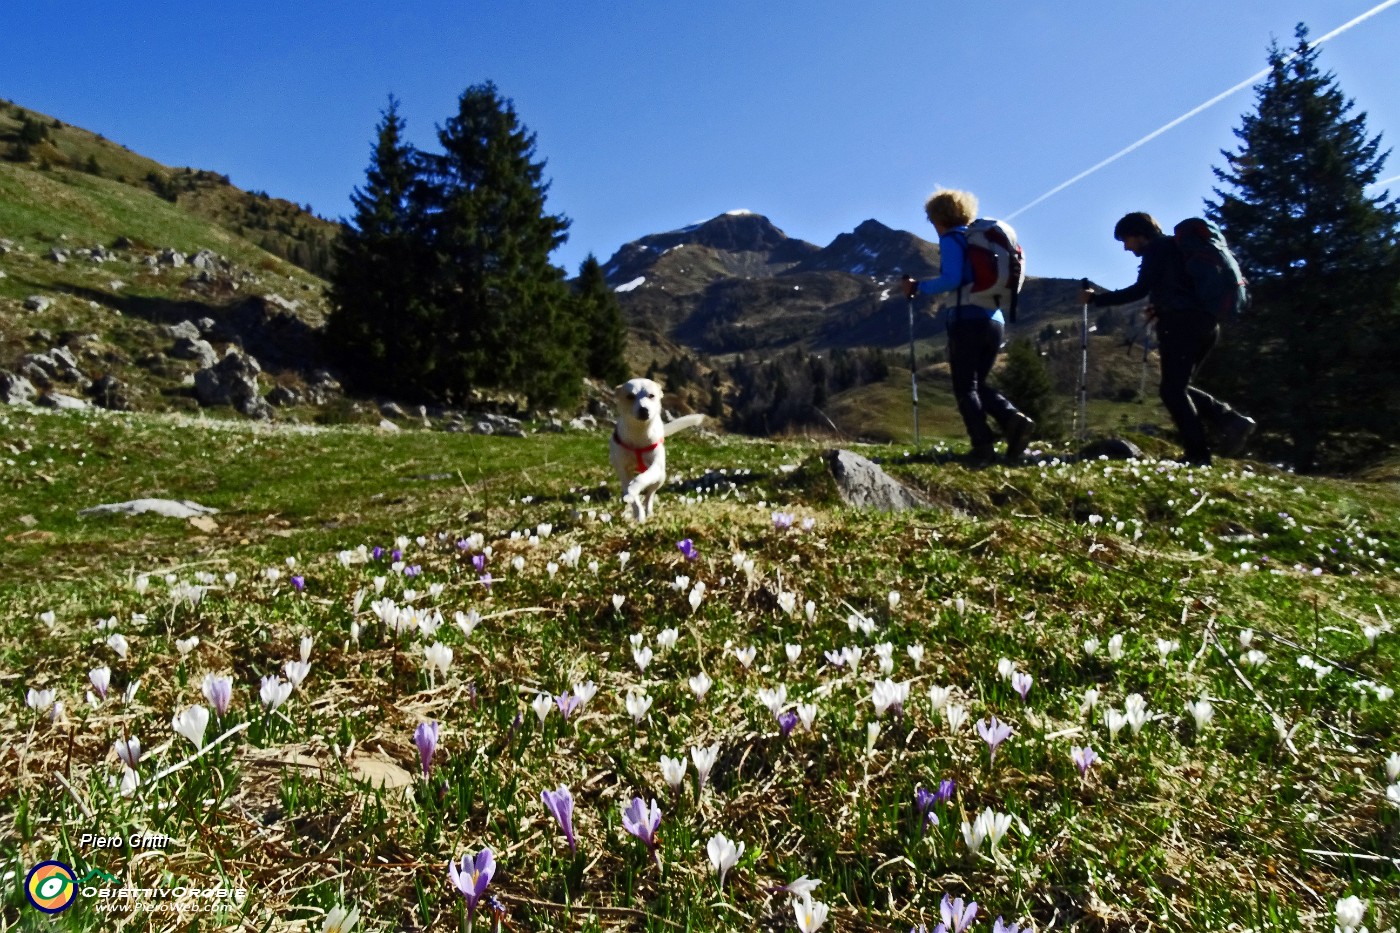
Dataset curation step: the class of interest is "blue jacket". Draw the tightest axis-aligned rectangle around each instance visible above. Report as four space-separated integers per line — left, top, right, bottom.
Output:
914 228 1003 323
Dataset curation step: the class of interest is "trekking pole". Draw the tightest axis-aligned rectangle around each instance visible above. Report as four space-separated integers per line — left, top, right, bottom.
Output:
906 291 920 446
1078 278 1090 445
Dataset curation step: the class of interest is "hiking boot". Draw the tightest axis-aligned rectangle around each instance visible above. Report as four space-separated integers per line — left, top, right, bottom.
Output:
1215 411 1256 457
1003 412 1035 462
968 443 997 465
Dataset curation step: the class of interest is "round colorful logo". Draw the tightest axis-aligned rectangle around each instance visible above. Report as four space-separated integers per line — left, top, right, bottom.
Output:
26 861 78 913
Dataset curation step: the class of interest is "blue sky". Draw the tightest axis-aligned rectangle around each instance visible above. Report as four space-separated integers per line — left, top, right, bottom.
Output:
3 1 1398 288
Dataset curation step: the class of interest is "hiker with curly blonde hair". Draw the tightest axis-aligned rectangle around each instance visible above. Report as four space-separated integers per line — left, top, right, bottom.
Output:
902 188 1034 463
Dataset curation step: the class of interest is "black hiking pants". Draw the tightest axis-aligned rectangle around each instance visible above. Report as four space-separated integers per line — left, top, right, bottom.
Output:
1156 308 1234 463
946 309 1020 449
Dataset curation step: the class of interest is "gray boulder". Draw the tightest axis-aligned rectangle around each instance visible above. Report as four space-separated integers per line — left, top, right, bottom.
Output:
24 295 53 313
0 371 37 405
165 320 203 342
823 449 930 513
47 248 69 263
157 248 186 268
79 499 219 519
89 374 132 411
170 336 218 369
266 385 301 407
194 348 269 418
1078 438 1145 461
37 392 90 411
379 401 407 420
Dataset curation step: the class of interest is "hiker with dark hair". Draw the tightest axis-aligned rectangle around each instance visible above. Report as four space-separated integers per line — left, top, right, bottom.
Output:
1079 211 1254 466
901 188 1034 463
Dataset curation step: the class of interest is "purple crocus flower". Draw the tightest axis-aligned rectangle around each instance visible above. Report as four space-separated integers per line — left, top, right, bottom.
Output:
935 777 956 804
940 893 978 933
976 715 1014 764
677 538 698 561
391 548 403 562
621 796 662 864
1071 744 1099 777
414 720 439 777
914 786 939 832
201 674 233 718
1011 671 1032 702
448 847 495 919
777 709 799 737
472 554 486 573
993 918 1027 933
291 575 305 592
457 539 471 551
405 565 422 578
372 545 385 561
555 691 581 721
479 572 493 591
541 785 577 852
772 511 795 531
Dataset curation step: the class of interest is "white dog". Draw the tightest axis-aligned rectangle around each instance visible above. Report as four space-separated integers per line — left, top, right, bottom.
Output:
610 378 705 522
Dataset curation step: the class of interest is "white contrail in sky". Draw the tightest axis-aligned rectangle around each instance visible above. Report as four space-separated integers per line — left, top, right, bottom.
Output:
1005 0 1400 220
1371 173 1400 188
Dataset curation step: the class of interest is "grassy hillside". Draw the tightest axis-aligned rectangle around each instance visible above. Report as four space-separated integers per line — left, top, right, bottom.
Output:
0 100 341 276
3 406 1397 930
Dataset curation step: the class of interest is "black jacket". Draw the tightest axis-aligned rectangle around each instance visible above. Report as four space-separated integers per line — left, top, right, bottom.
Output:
1091 235 1198 317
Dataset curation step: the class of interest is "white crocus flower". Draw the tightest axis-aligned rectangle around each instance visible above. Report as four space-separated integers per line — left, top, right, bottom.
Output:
1334 895 1367 933
689 672 713 700
1107 633 1124 661
633 646 654 672
691 743 720 792
792 892 829 932
786 643 802 664
1083 636 1100 656
907 643 924 668
300 636 314 664
114 736 142 769
733 646 756 669
284 660 311 689
943 703 968 734
175 636 199 657
657 628 679 651
626 690 653 723
1186 698 1213 731
1155 638 1179 660
612 594 626 611
107 633 130 659
322 905 362 933
927 685 952 712
796 702 818 732
1239 628 1254 648
171 704 210 750
688 581 706 612
573 681 598 708
865 721 881 757
423 642 453 678
1081 687 1100 714
659 754 687 792
27 688 56 713
1105 708 1128 742
757 684 788 717
1386 751 1400 783
997 657 1015 680
531 693 552 725
706 832 744 889
260 675 292 711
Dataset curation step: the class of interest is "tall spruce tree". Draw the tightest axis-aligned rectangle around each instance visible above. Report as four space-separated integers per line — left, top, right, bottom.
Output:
573 254 629 385
1206 24 1400 470
326 96 434 398
423 82 580 406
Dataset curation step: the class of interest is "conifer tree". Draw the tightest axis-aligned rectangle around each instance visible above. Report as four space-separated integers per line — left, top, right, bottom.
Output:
1206 24 1400 469
573 254 629 384
326 96 433 398
422 82 580 406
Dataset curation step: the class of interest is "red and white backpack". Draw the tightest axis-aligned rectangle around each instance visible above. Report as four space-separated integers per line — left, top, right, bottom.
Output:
958 218 1026 321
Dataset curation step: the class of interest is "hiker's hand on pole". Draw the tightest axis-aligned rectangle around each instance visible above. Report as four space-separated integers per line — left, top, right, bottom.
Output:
901 277 918 299
1078 286 1095 304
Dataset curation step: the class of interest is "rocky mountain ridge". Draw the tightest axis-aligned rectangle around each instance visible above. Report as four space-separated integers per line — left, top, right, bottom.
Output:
601 211 1087 355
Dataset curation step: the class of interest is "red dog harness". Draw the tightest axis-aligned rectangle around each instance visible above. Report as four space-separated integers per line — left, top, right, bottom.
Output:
613 430 662 472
